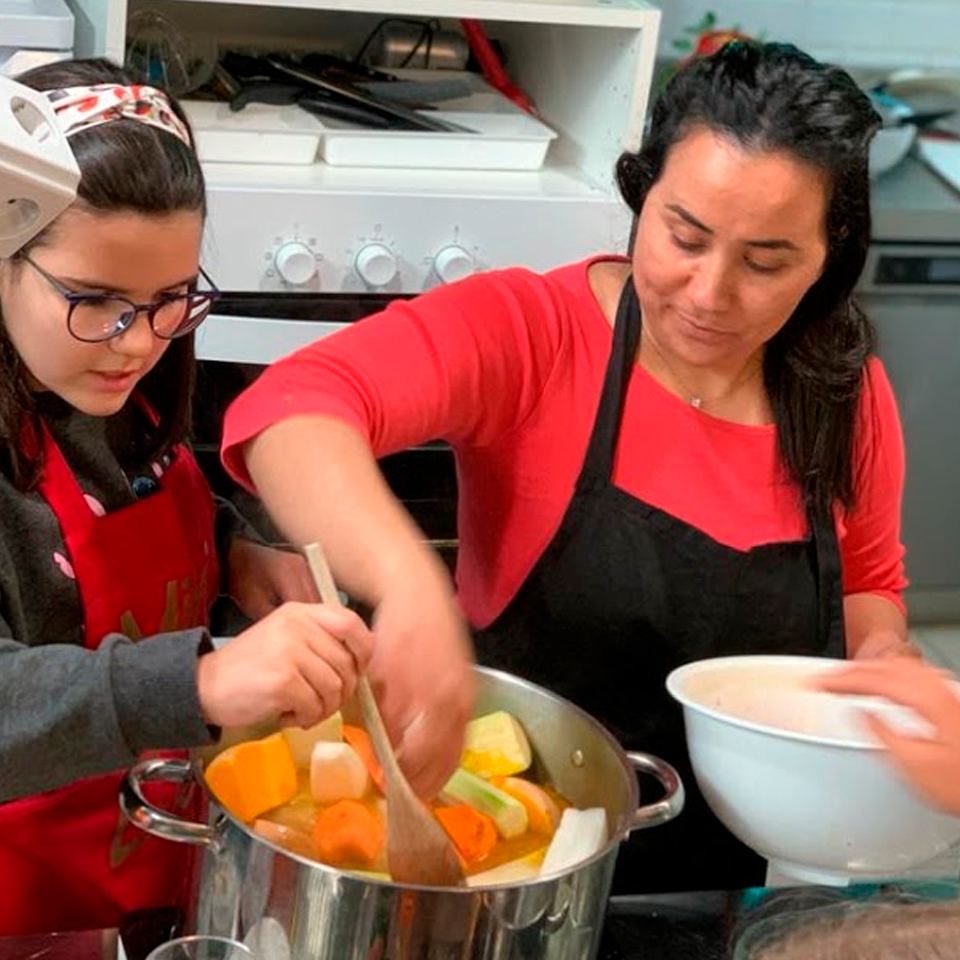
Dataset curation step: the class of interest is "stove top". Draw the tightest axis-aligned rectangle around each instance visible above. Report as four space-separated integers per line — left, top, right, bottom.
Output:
596 879 960 960
872 155 960 242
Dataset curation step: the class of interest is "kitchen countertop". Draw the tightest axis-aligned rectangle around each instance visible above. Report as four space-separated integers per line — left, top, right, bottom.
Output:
1 881 955 960
598 879 960 960
872 152 960 242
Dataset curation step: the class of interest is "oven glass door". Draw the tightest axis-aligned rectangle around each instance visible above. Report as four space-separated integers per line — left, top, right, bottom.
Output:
192 293 459 600
864 290 960 621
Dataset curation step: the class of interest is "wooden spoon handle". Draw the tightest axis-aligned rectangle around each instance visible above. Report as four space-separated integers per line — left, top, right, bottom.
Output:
302 542 406 788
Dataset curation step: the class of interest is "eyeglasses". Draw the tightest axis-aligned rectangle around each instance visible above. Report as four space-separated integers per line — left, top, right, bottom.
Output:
20 254 221 343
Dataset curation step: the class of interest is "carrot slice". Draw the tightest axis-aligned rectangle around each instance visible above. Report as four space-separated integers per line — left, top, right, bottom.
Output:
313 799 385 868
342 724 386 793
434 804 498 865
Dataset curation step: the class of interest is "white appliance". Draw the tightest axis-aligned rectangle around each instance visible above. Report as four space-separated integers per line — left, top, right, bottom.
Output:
864 156 960 624
67 0 661 364
0 75 80 256
0 0 74 76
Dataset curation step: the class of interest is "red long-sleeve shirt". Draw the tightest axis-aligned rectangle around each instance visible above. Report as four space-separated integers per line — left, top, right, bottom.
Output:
222 257 907 627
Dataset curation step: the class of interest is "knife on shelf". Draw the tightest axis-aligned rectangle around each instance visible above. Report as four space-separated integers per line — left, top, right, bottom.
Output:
265 55 476 133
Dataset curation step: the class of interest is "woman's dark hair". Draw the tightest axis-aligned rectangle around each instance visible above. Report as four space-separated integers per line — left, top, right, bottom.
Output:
617 41 882 516
0 57 205 490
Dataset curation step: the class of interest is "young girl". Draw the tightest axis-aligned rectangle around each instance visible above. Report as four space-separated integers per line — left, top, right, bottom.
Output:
0 58 373 935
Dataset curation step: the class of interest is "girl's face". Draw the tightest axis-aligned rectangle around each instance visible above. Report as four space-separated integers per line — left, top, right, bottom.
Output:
1 207 203 417
632 126 830 372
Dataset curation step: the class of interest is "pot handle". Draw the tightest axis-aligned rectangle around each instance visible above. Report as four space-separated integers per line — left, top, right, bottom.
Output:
625 752 685 832
120 757 223 850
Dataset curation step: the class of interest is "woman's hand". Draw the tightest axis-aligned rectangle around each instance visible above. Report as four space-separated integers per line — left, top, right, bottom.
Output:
227 538 318 619
196 602 373 729
814 658 960 816
367 557 476 801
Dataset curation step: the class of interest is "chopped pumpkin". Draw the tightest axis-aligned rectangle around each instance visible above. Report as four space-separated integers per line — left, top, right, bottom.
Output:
313 799 385 868
342 724 385 793
205 733 297 823
434 804 498 865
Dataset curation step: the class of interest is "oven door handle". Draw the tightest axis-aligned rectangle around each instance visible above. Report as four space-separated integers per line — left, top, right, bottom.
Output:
195 313 349 364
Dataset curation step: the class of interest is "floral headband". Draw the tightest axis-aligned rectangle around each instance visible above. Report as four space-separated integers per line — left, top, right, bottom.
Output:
44 83 192 148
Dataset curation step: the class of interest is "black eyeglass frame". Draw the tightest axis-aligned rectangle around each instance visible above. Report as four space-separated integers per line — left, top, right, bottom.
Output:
19 254 222 343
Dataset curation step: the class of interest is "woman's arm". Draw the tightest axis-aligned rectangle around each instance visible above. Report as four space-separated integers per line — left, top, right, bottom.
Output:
244 416 475 799
840 360 911 659
844 592 917 660
223 270 570 797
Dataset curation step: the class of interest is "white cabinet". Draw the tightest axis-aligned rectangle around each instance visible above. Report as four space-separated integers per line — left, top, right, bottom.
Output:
66 0 661 301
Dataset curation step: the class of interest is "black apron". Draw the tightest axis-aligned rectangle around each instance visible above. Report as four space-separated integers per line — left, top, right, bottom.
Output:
473 279 845 894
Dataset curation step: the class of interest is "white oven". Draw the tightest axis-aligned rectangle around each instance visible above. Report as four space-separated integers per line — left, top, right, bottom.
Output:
860 241 960 624
70 0 661 364
865 156 960 623
64 0 661 572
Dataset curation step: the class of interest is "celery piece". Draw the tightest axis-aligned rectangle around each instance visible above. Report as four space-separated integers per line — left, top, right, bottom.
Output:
442 767 529 838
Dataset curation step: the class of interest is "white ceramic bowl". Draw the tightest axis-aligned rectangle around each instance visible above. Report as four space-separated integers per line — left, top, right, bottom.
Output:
868 93 917 179
666 655 960 886
870 123 916 179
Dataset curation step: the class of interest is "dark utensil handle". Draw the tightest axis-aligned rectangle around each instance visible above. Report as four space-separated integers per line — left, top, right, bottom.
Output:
266 56 474 134
898 109 957 128
298 95 397 129
230 81 304 110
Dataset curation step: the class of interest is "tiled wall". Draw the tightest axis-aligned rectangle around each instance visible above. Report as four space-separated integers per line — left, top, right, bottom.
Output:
657 0 960 71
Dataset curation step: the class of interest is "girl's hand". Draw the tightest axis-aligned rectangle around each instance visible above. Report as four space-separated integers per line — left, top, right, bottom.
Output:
227 538 318 619
814 658 960 816
196 602 373 729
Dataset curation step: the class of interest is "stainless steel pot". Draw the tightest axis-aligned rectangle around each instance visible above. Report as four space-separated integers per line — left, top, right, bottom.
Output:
121 667 684 960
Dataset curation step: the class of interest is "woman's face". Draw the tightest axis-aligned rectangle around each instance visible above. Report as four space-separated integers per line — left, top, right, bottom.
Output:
0 207 203 417
632 125 830 371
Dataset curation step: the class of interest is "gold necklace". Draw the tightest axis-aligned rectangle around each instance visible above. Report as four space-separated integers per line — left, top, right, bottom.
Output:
640 325 758 411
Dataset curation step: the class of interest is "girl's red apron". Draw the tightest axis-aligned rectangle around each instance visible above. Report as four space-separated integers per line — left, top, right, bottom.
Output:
0 422 219 934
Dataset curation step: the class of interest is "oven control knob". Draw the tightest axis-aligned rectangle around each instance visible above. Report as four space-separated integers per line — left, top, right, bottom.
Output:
433 245 475 284
355 242 398 288
274 241 317 286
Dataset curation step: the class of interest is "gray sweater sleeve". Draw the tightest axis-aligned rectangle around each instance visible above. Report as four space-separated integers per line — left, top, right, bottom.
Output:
0 622 216 803
0 399 221 803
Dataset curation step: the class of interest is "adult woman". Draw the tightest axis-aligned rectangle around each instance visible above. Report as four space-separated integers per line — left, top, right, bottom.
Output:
0 59 372 933
222 42 912 892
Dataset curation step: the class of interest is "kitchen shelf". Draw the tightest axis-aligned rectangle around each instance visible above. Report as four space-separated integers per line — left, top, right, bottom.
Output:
70 0 660 306
156 0 653 27
201 156 611 200
0 0 74 49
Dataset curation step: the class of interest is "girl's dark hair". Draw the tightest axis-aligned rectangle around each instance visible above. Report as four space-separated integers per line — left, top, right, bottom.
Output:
0 58 205 490
616 41 882 516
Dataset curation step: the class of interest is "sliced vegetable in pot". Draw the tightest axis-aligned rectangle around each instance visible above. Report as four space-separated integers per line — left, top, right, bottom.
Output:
434 804 498 865
314 799 386 869
442 767 528 839
204 709 605 884
461 710 532 778
205 732 298 823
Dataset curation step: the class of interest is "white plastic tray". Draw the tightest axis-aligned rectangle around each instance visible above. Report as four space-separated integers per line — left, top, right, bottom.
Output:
0 0 74 50
316 72 558 171
181 100 323 166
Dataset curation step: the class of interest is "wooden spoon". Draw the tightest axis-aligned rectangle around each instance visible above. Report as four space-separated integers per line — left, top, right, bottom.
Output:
303 542 465 887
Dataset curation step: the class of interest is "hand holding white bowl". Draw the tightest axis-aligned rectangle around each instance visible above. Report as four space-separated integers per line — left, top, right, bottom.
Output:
814 658 960 817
